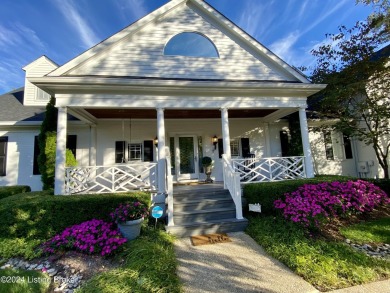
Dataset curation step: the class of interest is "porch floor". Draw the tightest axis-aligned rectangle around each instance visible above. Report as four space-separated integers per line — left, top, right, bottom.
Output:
173 182 224 192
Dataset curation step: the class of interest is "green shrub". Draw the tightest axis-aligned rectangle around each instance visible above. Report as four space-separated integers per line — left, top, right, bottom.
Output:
364 178 390 197
243 175 354 215
0 186 31 200
0 191 150 259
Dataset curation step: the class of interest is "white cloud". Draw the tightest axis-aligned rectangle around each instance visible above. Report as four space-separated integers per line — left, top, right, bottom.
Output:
238 0 276 39
269 31 300 63
115 0 148 22
0 25 22 48
301 0 349 35
54 0 100 48
14 24 46 50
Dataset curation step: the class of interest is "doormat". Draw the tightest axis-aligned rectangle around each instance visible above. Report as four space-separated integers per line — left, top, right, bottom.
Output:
190 233 231 246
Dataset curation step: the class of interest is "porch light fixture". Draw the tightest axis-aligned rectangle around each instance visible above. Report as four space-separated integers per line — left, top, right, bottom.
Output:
212 135 218 150
154 137 158 147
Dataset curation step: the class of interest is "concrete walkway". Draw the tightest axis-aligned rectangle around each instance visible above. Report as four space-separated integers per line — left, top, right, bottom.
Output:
174 232 318 293
175 232 390 293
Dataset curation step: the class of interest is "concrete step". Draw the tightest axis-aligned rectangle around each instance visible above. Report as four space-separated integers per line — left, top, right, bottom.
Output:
165 218 248 237
173 207 236 223
174 198 235 212
174 189 230 200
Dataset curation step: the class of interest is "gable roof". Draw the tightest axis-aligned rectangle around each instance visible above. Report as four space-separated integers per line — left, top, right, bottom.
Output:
47 0 309 83
0 88 45 123
23 55 59 72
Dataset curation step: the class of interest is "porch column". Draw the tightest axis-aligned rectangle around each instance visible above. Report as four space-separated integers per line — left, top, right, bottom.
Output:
89 125 97 166
299 107 315 178
157 108 166 193
221 108 231 158
264 122 271 157
54 107 67 195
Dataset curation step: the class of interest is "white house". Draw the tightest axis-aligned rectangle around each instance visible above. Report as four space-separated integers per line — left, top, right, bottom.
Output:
1 0 332 234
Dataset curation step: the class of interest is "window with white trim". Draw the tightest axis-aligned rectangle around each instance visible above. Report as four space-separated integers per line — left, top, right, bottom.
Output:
35 88 50 101
128 143 142 161
230 139 240 157
323 130 334 160
164 32 219 57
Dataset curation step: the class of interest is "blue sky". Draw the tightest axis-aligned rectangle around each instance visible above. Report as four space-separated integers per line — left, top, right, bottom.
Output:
0 0 374 94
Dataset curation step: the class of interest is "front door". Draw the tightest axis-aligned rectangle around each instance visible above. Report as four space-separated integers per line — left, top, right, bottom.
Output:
170 135 199 181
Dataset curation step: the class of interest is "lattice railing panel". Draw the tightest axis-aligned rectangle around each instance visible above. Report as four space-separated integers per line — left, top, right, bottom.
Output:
65 163 157 195
232 156 306 183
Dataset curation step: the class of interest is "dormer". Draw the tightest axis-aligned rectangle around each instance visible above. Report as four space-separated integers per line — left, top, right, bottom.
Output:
23 56 58 106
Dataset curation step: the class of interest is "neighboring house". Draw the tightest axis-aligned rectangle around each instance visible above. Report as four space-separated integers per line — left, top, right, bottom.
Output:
308 121 384 178
308 45 390 179
1 0 327 232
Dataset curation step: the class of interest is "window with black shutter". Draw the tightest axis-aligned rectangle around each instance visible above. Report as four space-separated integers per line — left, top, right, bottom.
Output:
115 141 126 163
67 135 77 158
280 131 289 157
0 137 8 176
343 134 353 159
241 138 250 158
218 138 224 159
143 140 154 162
33 136 40 175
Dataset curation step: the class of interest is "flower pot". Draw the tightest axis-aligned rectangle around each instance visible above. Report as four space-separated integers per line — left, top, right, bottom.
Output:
117 218 144 240
204 165 213 183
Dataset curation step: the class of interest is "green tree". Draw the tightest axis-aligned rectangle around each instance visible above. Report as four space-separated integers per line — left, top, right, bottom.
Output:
357 0 389 34
309 19 390 178
38 98 77 190
38 97 58 190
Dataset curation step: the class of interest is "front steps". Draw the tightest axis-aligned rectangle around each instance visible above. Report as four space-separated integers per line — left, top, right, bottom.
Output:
165 187 248 237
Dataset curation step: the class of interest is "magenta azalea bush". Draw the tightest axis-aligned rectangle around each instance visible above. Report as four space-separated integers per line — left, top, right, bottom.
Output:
274 180 389 228
41 219 127 256
110 201 149 223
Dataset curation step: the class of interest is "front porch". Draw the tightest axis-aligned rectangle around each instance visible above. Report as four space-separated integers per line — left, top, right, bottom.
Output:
64 155 307 195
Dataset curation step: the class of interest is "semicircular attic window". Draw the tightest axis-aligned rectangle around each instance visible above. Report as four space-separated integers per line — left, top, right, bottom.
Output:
164 32 219 58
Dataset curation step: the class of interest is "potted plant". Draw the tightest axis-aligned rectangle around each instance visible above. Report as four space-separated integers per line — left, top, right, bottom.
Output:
110 201 149 240
202 156 213 183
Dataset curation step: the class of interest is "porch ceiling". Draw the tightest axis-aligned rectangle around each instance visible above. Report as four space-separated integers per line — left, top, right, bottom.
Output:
84 108 277 119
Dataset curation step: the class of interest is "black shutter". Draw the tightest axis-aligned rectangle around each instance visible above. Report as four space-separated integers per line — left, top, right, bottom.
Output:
33 136 40 175
143 140 154 162
280 131 289 157
0 137 8 176
115 141 126 163
218 138 224 159
343 134 353 159
241 138 250 158
66 135 77 157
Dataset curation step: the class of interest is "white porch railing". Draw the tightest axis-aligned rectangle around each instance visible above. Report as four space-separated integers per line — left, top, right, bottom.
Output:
65 163 157 195
165 147 174 227
232 156 306 183
222 154 243 220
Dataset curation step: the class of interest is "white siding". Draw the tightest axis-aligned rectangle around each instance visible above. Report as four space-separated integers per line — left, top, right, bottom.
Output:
0 130 42 191
68 4 292 81
309 130 357 177
94 118 287 181
24 57 58 106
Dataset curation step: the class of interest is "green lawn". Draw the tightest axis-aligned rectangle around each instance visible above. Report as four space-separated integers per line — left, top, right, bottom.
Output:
0 191 182 293
0 269 50 293
340 218 390 244
78 226 182 293
246 215 390 291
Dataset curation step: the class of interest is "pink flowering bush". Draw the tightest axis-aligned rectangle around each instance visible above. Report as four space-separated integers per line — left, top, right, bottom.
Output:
41 219 127 256
274 180 388 228
110 201 149 223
